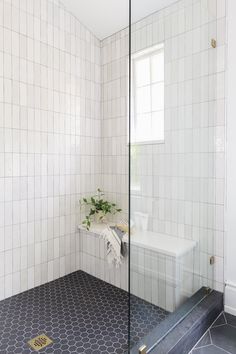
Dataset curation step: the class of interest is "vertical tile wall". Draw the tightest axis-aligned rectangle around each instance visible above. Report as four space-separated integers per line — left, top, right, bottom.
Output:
100 0 226 294
0 0 101 300
0 0 226 302
101 29 129 222
79 229 128 291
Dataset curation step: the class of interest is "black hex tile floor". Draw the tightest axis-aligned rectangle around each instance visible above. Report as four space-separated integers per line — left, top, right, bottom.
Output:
191 312 236 354
0 271 168 353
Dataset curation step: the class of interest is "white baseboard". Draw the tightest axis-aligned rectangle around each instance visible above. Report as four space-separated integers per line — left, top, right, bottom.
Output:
225 283 236 315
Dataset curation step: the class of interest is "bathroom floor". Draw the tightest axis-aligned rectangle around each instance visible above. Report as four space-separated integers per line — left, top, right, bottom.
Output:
0 271 168 353
190 312 236 354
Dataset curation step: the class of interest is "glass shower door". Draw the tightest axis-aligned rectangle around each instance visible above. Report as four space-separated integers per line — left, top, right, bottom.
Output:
129 0 222 351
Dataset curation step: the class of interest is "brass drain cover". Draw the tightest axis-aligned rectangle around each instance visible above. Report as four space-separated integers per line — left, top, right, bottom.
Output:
28 334 53 351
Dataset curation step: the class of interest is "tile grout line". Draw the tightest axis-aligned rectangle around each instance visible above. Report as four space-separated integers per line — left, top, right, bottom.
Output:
209 329 213 344
211 344 234 354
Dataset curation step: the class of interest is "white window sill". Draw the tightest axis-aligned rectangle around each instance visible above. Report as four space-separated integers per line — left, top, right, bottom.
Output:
130 140 165 146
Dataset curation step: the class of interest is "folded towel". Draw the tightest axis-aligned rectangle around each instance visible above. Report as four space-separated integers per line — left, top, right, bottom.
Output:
100 225 128 267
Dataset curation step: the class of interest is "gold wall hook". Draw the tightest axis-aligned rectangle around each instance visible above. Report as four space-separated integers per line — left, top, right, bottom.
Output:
211 39 217 48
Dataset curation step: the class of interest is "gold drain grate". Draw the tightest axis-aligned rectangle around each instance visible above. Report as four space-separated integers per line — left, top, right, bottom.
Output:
28 334 53 351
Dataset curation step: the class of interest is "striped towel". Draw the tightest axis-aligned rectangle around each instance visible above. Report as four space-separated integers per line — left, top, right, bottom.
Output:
100 225 128 267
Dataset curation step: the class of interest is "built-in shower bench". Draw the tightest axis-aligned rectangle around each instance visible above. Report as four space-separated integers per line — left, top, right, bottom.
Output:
130 229 196 258
78 223 196 257
78 223 197 312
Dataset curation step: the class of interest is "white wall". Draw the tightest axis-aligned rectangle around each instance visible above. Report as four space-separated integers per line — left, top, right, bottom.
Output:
225 0 236 316
0 0 101 300
101 28 129 222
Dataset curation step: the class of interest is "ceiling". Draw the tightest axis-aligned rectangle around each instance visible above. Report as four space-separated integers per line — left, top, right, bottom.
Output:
61 0 177 40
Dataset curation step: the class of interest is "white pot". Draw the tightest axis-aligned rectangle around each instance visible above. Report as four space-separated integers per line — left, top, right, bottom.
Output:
95 211 106 223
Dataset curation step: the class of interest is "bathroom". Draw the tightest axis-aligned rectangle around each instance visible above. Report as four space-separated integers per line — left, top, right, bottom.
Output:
0 0 235 353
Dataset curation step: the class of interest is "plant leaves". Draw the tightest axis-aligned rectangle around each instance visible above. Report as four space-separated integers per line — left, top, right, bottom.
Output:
80 190 122 227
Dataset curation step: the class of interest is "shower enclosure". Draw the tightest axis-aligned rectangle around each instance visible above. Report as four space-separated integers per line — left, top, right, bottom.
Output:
0 0 225 353
67 0 224 351
128 0 224 352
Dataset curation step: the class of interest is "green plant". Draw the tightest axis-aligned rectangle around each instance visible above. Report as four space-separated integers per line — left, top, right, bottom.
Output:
80 189 122 230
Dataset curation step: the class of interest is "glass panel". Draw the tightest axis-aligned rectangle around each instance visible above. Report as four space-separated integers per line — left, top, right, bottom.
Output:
129 0 220 351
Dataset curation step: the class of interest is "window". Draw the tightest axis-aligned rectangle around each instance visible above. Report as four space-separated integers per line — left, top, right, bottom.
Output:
131 44 164 144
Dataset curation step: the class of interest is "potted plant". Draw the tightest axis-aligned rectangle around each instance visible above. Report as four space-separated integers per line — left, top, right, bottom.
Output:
80 188 122 230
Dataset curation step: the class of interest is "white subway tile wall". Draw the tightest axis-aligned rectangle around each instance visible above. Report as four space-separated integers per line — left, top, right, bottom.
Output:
101 27 129 221
79 229 128 291
0 0 101 300
97 0 226 308
0 0 226 305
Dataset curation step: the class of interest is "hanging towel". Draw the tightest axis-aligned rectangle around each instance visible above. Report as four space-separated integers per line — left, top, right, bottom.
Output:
100 225 128 267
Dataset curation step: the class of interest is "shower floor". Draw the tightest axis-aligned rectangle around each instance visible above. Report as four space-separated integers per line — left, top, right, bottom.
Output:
0 271 168 353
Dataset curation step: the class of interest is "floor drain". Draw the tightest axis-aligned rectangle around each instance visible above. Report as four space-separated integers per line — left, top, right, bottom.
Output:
28 334 53 351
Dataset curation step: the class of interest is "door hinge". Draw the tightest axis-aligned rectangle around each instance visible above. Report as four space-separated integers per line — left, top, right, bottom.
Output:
211 38 217 48
205 287 212 295
210 256 215 265
139 345 147 354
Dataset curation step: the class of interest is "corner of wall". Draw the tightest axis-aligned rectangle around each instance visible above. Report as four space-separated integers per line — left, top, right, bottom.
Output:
225 283 236 315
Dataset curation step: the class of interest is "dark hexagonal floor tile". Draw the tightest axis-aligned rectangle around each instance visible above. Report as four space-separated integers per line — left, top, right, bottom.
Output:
0 271 168 353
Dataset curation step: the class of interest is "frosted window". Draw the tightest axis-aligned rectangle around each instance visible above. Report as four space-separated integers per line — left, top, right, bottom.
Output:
137 87 151 113
135 58 150 87
152 83 164 111
152 52 164 83
132 45 165 144
135 114 152 142
152 112 164 141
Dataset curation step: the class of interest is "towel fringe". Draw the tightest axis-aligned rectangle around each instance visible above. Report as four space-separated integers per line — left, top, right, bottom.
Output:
100 226 125 268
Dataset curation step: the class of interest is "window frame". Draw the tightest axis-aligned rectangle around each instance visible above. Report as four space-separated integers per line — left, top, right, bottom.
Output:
131 43 165 145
